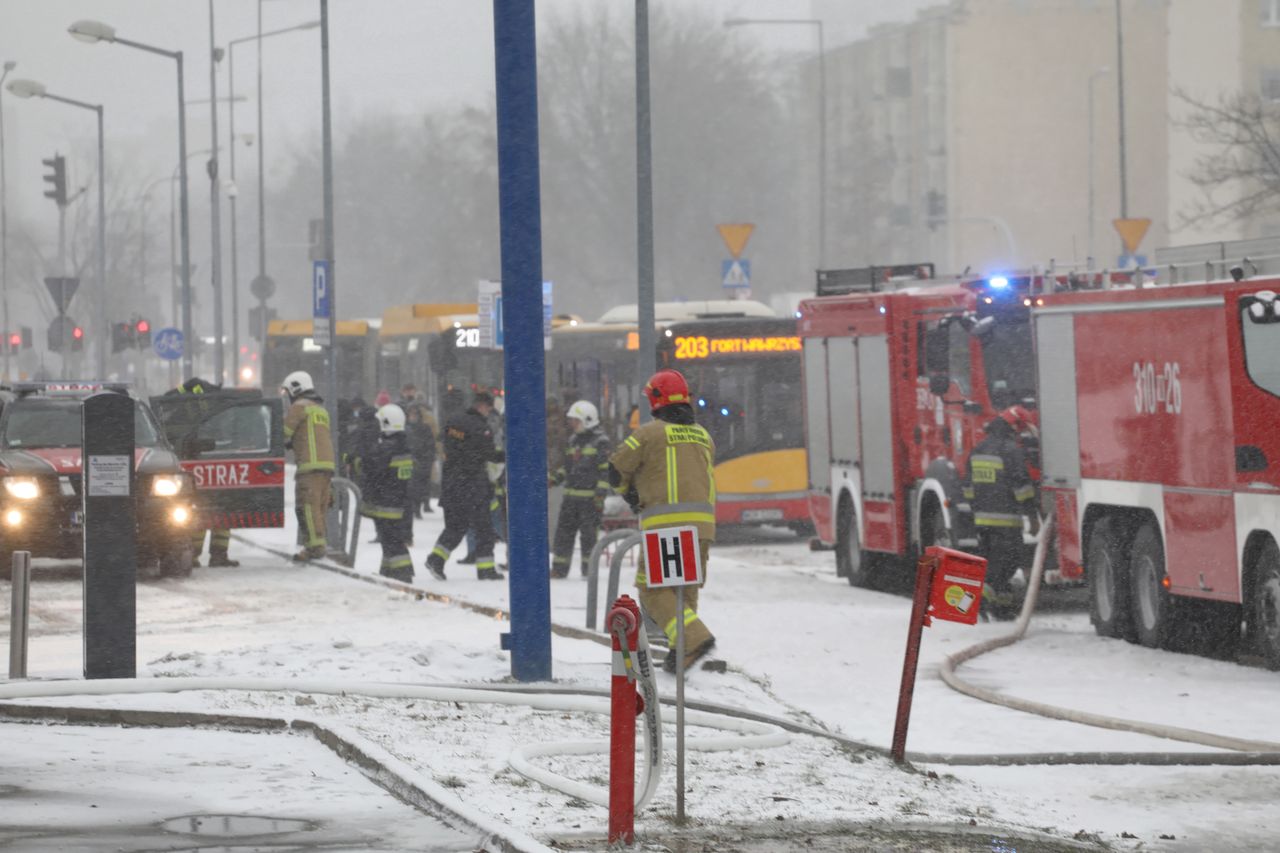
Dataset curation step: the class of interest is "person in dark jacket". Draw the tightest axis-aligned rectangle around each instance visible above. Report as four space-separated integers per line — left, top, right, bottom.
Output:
360 404 415 583
963 407 1040 620
424 391 505 581
398 385 436 529
550 400 611 578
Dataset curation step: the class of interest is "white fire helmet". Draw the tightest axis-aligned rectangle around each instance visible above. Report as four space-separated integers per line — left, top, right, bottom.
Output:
566 400 599 430
281 370 314 400
377 404 406 434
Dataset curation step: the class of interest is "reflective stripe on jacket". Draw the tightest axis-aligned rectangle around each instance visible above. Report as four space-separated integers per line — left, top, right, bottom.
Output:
284 396 336 473
610 418 716 542
963 431 1035 529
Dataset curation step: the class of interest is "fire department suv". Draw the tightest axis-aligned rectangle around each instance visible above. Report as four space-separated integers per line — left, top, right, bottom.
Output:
1036 274 1280 666
799 265 1046 587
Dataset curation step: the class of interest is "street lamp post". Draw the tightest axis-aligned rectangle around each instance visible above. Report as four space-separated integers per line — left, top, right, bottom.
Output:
207 0 226 385
6 79 107 378
724 17 826 267
1087 66 1111 266
226 18 319 381
70 19 194 379
0 60 15 382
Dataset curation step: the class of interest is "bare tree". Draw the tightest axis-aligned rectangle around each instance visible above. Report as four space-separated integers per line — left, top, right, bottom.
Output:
1175 88 1280 228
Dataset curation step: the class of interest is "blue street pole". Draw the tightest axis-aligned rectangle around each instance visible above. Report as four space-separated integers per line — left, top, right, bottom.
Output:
493 0 551 681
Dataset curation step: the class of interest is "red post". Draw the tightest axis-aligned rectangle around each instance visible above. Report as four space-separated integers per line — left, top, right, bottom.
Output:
608 595 641 845
891 553 938 763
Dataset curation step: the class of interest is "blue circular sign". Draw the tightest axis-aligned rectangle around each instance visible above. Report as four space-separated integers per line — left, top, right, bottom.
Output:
153 327 184 361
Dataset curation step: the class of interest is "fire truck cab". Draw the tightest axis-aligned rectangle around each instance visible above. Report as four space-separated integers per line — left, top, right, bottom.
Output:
799 265 1043 587
1037 270 1280 666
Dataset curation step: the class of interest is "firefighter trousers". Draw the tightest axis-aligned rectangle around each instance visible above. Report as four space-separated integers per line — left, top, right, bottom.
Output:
978 528 1025 593
551 496 600 576
637 539 713 652
374 515 412 580
191 527 231 556
428 492 497 574
295 472 332 552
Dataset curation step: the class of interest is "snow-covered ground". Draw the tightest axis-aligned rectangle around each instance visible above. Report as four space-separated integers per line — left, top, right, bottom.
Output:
3 493 1280 852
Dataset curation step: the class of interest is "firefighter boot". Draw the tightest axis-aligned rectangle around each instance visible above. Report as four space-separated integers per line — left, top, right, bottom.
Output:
476 556 504 581
663 637 717 674
425 547 448 582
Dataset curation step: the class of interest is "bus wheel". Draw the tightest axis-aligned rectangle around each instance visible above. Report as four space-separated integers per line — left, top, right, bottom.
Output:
1251 540 1280 670
1129 523 1173 649
1087 519 1132 640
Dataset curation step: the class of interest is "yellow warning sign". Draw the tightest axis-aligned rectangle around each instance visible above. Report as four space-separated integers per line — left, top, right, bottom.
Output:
717 223 755 259
1112 218 1151 255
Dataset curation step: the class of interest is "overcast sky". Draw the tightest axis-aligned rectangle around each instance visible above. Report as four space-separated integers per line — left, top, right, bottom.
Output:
0 1 937 215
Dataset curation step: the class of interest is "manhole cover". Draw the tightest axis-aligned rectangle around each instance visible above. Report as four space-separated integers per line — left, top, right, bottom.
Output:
160 814 315 838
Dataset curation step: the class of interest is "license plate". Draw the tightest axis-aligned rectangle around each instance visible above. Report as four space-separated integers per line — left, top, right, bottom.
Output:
70 510 83 527
741 508 783 522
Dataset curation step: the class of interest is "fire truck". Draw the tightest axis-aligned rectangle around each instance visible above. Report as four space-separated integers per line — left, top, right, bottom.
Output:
1035 262 1280 667
799 264 1048 587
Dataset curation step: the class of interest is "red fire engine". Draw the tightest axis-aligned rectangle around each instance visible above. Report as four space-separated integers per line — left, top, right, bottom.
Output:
798 265 1047 587
1036 270 1280 667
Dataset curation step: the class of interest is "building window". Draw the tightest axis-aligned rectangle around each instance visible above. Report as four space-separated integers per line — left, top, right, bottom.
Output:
1262 68 1280 102
1262 0 1280 27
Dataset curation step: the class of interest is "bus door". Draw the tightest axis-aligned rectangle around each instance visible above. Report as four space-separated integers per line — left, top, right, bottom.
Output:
150 392 286 528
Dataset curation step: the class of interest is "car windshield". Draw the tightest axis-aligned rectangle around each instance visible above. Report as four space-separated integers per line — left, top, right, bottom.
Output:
2 400 162 449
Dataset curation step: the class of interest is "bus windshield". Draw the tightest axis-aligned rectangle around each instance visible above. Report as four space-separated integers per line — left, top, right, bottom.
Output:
678 356 803 463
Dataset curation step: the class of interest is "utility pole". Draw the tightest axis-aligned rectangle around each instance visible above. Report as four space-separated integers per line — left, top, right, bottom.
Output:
319 0 338 452
635 0 656 413
208 0 225 384
1115 0 1128 220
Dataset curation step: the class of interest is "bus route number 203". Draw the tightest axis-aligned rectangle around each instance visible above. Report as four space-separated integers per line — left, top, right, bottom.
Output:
674 336 709 359
1133 361 1181 415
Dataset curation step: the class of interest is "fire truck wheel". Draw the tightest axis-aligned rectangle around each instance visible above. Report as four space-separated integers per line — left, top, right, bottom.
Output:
1087 519 1133 640
159 543 194 579
837 500 873 588
1252 541 1280 670
1129 523 1173 649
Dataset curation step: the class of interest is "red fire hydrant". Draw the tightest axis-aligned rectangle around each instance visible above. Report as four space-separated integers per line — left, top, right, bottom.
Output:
608 595 643 845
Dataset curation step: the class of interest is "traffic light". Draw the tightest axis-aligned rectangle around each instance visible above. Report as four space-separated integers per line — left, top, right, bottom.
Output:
7 332 20 354
71 324 84 352
135 318 151 348
112 322 132 353
42 154 67 207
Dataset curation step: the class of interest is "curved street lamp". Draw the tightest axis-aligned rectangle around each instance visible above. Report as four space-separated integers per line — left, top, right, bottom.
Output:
6 77 107 378
70 19 195 379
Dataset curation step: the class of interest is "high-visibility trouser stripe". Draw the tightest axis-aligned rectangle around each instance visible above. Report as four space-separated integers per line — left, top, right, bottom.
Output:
489 498 500 511
666 447 678 503
581 446 598 456
298 461 336 473
635 566 647 586
390 456 413 467
284 426 295 440
552 555 571 566
1013 485 1036 502
477 559 496 570
382 555 413 570
564 488 596 498
595 480 611 491
361 504 404 519
640 502 715 530
663 607 701 645
971 455 1005 469
975 514 1024 528
303 505 325 547
625 436 640 450
962 487 975 500
431 545 450 561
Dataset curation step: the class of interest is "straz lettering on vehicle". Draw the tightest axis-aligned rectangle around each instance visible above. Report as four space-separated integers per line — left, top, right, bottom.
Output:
182 459 284 489
664 425 711 448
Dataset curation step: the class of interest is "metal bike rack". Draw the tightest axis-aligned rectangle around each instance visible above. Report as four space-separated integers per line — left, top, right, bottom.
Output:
585 528 641 631
9 551 31 679
326 477 363 568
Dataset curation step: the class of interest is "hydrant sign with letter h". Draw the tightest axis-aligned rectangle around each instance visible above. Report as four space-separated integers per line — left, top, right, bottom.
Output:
643 526 702 587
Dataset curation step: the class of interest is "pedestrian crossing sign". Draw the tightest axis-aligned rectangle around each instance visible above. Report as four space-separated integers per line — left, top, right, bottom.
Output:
721 259 750 289
644 526 703 587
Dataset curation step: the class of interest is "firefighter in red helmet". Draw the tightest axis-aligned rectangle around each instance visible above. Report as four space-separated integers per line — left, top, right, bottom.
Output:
609 369 718 672
963 406 1040 619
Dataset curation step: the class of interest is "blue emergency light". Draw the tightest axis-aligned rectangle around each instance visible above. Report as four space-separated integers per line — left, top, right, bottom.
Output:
988 276 1010 289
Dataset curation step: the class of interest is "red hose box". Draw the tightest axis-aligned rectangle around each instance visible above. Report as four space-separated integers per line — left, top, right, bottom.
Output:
924 545 988 625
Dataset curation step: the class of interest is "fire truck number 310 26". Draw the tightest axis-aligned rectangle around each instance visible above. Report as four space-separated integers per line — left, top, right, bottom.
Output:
1133 361 1182 415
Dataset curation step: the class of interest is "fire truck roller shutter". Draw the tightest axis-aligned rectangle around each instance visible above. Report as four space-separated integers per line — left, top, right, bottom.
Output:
1033 313 1081 487
802 338 832 495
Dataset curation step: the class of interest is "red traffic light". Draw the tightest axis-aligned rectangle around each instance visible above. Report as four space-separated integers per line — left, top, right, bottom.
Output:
136 319 150 334
72 326 84 340
7 333 20 347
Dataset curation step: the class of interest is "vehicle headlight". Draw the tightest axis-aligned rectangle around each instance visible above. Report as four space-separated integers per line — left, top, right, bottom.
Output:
3 477 40 500
151 475 184 497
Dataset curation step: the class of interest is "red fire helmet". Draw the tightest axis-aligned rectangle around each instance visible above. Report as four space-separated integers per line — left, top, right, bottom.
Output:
644 369 690 411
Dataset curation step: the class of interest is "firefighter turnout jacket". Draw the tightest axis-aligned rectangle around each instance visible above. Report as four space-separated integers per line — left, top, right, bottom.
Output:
440 407 503 507
963 425 1037 529
609 407 716 542
284 393 336 474
552 426 612 502
359 432 413 520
